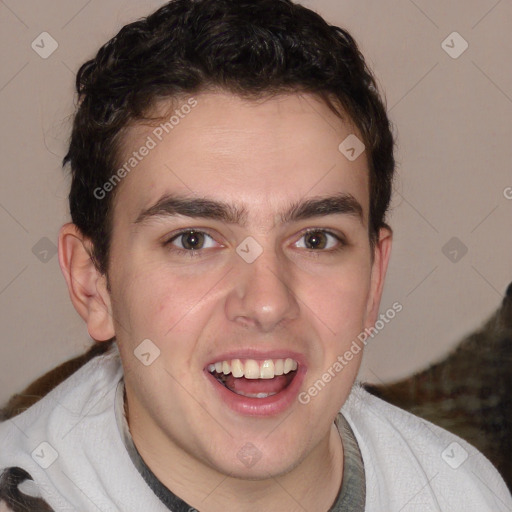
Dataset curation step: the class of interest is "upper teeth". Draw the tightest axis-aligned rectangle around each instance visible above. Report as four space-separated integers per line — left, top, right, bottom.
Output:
208 358 298 379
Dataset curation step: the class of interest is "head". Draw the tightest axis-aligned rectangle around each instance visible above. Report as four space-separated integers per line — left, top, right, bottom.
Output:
59 0 394 489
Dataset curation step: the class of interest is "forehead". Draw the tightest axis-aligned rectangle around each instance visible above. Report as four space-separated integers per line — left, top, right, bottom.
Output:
112 92 370 226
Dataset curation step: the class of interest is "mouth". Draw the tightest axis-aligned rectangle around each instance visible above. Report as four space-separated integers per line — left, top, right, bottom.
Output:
204 356 305 416
208 358 298 398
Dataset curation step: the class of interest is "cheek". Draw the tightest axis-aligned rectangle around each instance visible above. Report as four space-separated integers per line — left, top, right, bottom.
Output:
112 261 221 342
302 259 372 337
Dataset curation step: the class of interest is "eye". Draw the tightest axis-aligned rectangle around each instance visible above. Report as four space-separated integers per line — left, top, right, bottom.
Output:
294 229 344 251
165 229 219 252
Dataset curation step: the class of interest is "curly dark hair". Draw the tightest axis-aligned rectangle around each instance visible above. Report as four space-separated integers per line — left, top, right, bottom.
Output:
63 0 395 275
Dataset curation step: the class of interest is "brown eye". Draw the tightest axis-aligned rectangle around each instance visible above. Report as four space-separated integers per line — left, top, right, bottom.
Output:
304 231 328 249
166 230 218 252
294 230 343 251
180 230 205 250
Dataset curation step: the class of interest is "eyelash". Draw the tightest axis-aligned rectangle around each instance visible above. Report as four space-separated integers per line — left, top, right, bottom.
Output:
163 228 346 257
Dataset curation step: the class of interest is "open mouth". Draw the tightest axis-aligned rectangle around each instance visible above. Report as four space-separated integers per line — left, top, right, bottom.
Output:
207 358 299 399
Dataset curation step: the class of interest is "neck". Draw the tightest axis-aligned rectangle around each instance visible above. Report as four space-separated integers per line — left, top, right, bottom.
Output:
129 410 343 512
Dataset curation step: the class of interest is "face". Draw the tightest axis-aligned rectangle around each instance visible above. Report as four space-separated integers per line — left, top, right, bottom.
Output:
103 92 390 480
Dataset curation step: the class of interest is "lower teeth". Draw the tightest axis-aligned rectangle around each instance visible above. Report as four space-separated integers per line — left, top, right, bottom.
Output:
234 391 278 398
216 379 277 398
213 372 294 398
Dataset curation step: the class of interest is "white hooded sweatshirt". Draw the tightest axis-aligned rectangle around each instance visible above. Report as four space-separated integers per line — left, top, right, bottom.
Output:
0 346 511 511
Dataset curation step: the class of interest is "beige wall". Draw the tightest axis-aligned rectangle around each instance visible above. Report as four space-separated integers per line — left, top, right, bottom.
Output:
1 0 511 405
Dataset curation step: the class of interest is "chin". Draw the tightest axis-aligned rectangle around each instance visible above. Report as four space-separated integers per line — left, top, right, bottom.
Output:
197 432 310 482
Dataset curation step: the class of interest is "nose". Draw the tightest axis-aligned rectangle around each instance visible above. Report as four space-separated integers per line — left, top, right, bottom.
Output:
225 247 300 332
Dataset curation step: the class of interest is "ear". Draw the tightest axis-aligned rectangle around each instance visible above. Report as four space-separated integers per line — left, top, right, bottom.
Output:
58 223 115 342
364 226 393 328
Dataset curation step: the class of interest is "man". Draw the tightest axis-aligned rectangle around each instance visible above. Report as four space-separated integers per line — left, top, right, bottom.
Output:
1 0 510 510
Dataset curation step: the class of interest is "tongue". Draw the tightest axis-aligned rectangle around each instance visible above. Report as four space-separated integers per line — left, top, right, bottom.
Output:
224 374 292 395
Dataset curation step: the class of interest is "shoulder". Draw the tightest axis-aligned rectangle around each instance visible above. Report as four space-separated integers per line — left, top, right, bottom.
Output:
0 344 122 440
341 383 512 511
0 346 124 510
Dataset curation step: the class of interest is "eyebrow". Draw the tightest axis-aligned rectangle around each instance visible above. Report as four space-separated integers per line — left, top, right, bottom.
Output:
134 192 364 227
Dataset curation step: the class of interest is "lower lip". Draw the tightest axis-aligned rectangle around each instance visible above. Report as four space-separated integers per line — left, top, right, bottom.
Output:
205 367 307 417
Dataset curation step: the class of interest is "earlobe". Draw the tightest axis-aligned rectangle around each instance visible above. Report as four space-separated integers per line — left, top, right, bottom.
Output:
364 226 393 327
58 223 115 342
